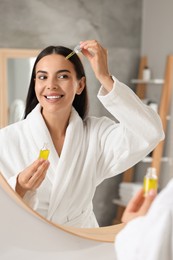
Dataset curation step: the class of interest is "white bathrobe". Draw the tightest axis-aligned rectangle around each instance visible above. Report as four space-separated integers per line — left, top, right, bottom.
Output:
0 77 164 228
115 178 173 260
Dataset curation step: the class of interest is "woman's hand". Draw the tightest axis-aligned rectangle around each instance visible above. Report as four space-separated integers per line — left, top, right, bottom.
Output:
80 40 113 91
16 159 50 198
121 188 157 224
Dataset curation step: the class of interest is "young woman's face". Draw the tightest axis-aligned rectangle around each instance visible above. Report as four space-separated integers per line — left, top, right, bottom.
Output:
35 54 85 117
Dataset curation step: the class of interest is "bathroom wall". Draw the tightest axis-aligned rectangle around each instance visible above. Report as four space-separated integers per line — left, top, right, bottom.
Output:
0 0 142 226
138 0 173 190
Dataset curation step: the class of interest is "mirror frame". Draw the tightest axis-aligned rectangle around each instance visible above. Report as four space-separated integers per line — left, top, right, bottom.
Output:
0 48 40 128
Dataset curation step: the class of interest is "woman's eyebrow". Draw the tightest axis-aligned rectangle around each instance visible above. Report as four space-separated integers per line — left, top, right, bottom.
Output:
57 69 71 73
36 69 71 74
36 70 47 74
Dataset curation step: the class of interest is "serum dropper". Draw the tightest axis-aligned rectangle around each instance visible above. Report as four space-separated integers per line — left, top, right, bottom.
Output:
65 44 82 60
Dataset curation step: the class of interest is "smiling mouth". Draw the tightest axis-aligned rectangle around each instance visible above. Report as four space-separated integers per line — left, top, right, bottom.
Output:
45 95 64 100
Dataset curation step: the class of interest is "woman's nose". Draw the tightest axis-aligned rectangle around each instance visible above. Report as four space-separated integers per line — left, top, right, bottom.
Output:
47 78 58 90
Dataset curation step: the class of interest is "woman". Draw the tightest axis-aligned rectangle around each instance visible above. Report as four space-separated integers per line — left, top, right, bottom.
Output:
0 40 164 228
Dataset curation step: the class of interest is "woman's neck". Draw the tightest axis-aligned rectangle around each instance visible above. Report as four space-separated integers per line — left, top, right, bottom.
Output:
42 109 71 155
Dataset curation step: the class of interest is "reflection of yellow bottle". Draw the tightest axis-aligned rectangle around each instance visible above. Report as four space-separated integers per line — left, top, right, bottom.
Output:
39 143 50 160
143 167 158 196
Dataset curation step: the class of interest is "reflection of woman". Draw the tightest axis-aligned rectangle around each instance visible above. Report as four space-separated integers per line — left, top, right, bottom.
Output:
0 40 164 228
115 184 173 260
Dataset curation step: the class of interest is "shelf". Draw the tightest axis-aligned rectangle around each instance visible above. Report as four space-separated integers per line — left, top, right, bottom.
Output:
131 79 164 84
112 199 127 207
142 156 170 163
113 55 173 224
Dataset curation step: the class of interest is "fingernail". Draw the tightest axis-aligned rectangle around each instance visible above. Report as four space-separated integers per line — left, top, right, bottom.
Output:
149 189 157 197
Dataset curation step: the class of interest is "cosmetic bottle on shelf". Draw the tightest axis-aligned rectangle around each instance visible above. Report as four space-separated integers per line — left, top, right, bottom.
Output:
142 66 151 81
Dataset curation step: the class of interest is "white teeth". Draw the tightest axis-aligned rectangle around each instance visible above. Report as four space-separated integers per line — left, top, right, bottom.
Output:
46 95 61 99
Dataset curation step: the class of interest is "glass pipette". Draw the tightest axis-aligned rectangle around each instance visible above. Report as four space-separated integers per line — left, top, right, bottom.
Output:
65 44 82 60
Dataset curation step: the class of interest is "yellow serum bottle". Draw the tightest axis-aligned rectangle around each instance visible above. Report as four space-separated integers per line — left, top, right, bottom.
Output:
39 143 50 160
143 167 158 196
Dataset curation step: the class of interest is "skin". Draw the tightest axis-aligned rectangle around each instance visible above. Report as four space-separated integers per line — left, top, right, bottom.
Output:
121 188 157 223
16 40 114 198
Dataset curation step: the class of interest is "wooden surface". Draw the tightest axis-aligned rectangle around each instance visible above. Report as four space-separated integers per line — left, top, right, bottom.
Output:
151 55 173 176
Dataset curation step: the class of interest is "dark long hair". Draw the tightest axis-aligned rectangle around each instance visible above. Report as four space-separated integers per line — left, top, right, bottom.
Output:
24 46 89 119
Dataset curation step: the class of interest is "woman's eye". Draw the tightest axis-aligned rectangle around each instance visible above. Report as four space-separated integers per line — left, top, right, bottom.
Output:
58 74 68 79
38 75 47 80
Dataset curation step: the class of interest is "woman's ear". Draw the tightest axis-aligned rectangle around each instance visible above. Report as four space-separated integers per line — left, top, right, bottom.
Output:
76 77 86 95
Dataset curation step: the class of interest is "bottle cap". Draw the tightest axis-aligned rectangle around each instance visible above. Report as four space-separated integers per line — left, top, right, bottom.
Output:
146 167 157 178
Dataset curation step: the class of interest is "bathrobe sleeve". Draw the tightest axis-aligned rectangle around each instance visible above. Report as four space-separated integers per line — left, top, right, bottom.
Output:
95 76 164 183
114 179 173 260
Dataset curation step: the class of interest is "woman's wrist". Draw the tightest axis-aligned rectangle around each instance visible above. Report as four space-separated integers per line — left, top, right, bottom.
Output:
15 175 27 198
98 74 114 92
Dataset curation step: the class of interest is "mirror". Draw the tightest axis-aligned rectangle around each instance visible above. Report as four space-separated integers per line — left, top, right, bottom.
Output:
8 57 37 124
0 47 169 232
0 48 40 128
0 48 121 229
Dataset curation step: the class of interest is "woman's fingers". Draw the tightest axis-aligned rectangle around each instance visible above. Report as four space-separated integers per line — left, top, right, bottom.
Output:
81 40 107 62
122 188 157 223
80 40 109 81
16 159 50 196
121 188 144 223
19 159 45 182
125 188 145 212
27 160 50 188
80 40 100 50
139 189 157 215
